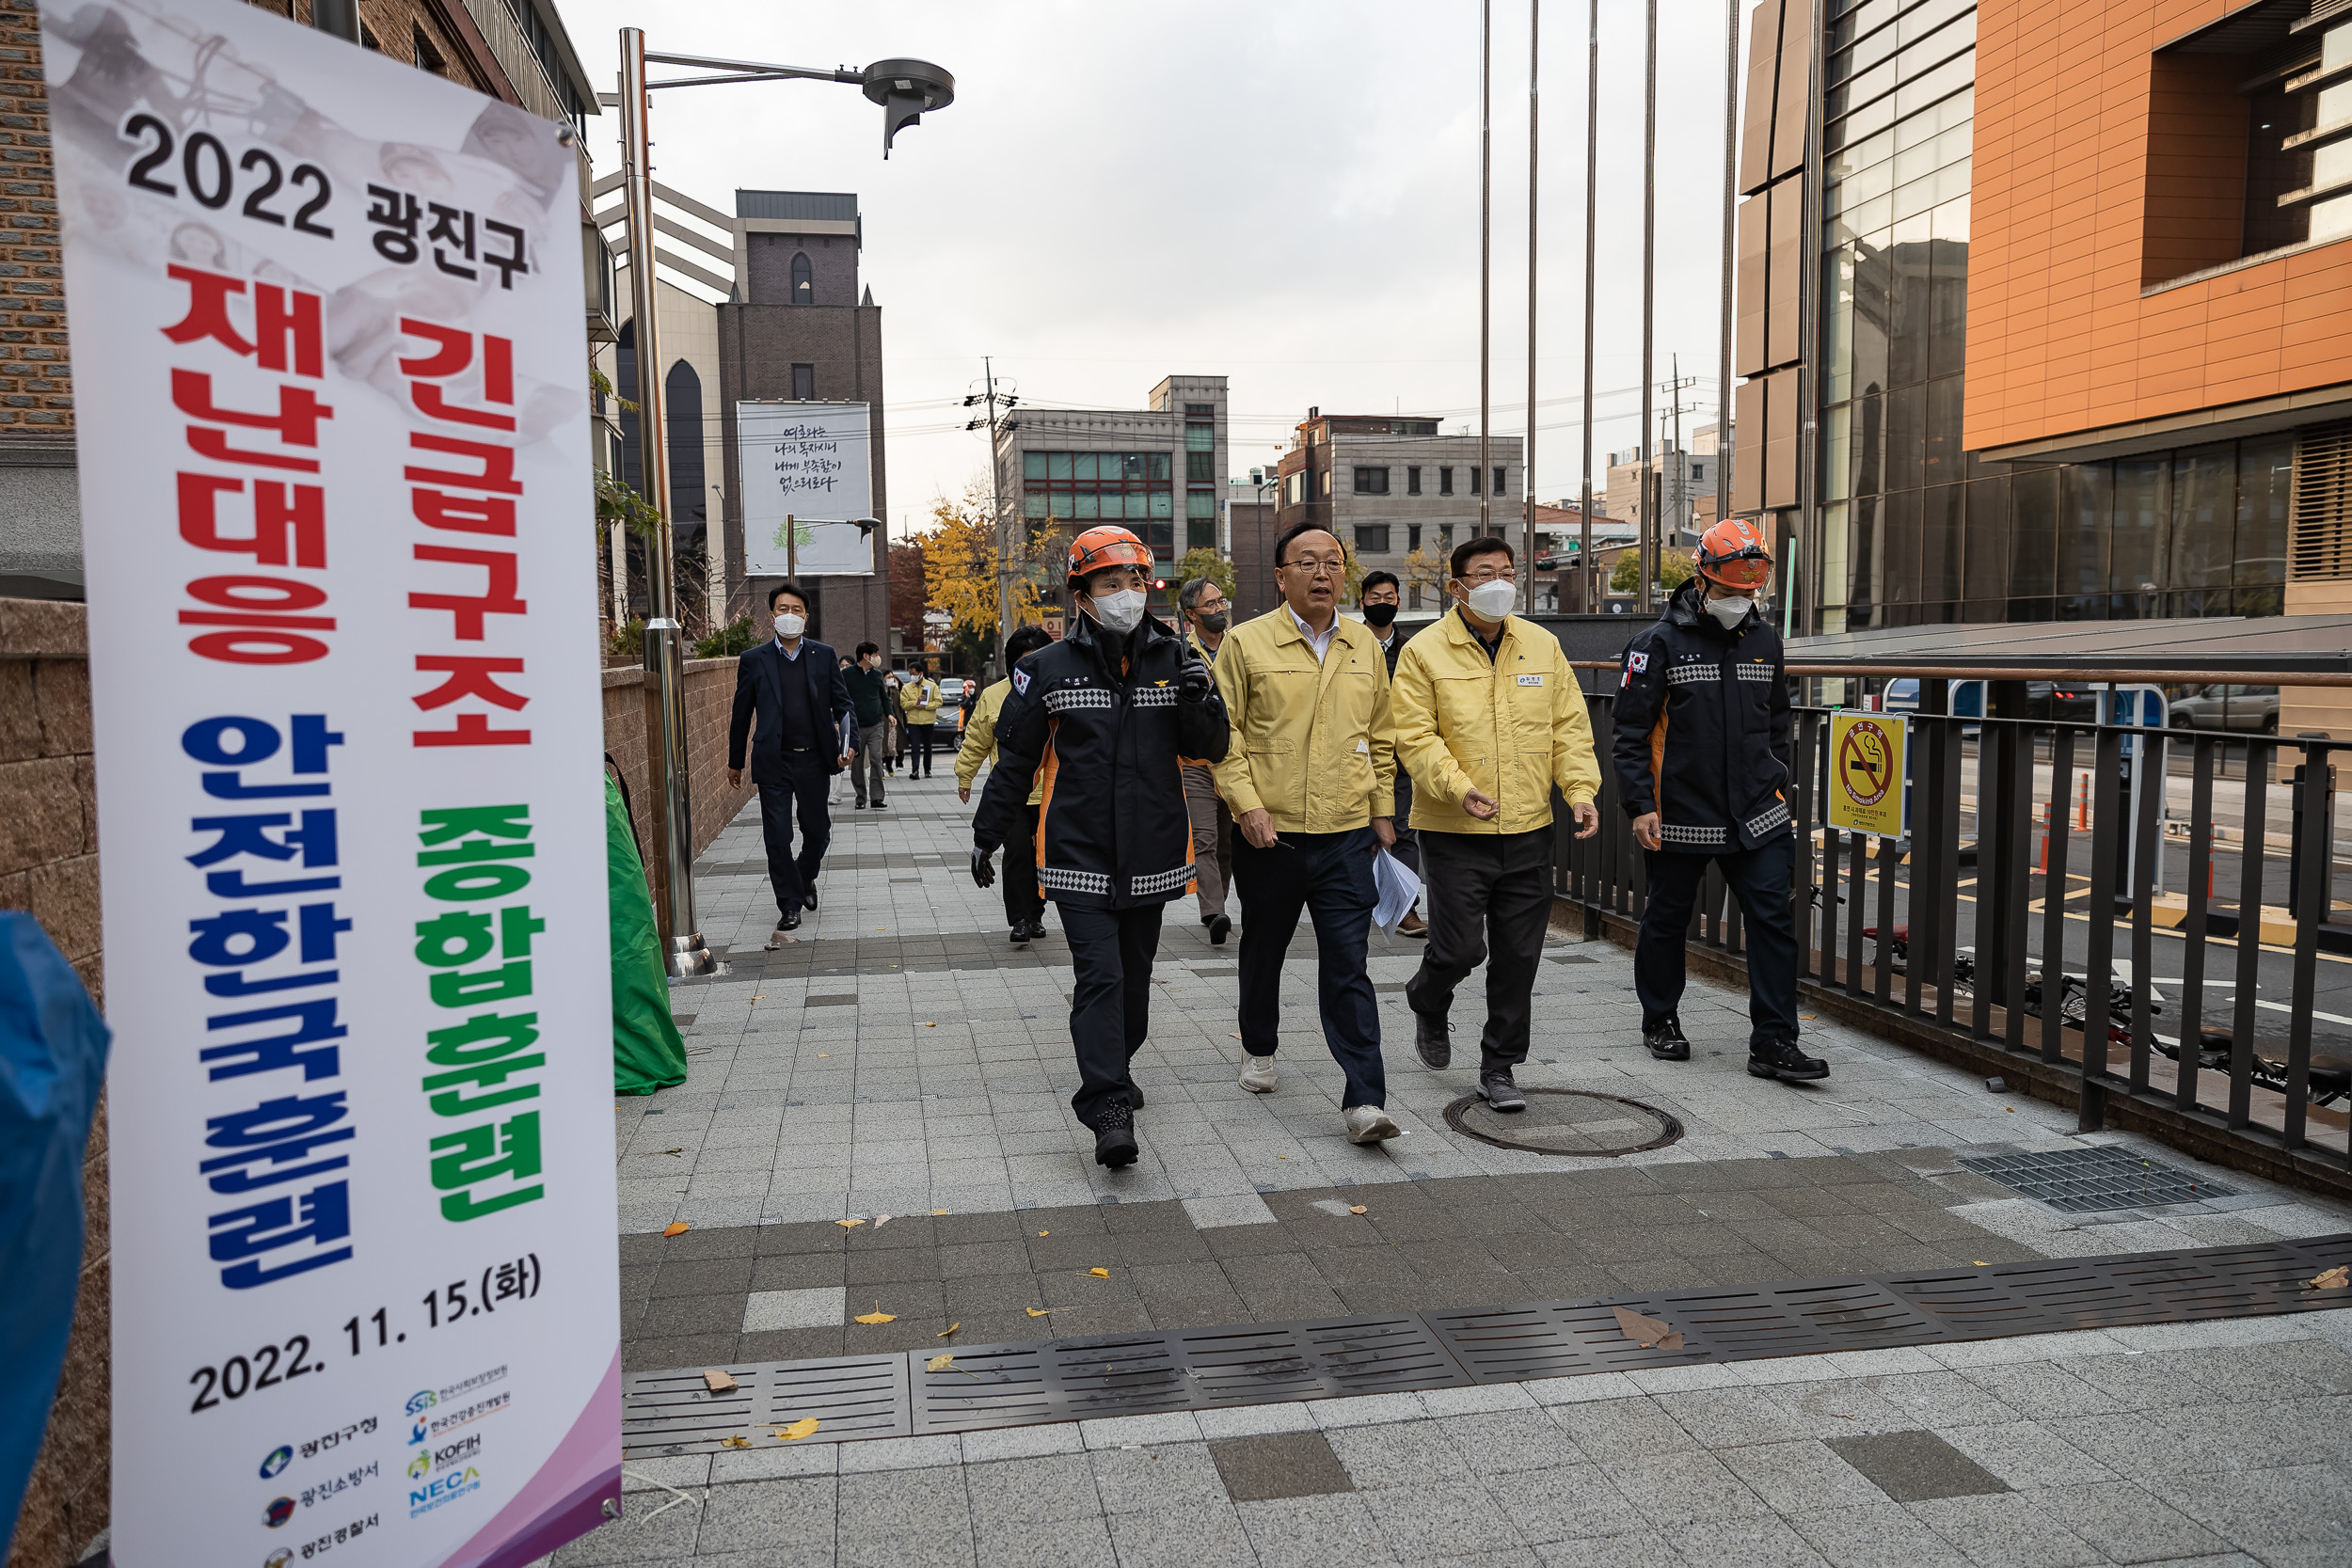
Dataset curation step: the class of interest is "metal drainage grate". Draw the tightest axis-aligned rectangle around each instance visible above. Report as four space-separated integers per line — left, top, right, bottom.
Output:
1958 1146 2239 1213
619 1233 2352 1457
1441 1088 1683 1156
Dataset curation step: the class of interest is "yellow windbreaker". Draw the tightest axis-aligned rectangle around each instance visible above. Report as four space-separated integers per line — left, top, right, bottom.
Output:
905 676 944 725
1212 609 1395 832
1391 608 1601 834
954 677 1042 805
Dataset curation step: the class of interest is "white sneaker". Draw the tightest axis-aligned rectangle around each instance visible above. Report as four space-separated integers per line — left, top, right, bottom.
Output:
1344 1105 1402 1144
1237 1054 1279 1094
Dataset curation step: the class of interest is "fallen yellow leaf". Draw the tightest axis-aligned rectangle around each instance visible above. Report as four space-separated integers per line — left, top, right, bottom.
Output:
926 1353 957 1372
773 1418 819 1442
702 1369 739 1393
1349 1206 1368 1215
936 1323 961 1338
1973 1260 1989 1266
662 1221 690 1237
853 1301 897 1324
1025 1307 1054 1317
932 1209 947 1215
1037 1230 1049 1237
818 1053 831 1058
836 1218 865 1229
2308 1265 2349 1291
1089 1268 1109 1278
924 1022 936 1028
1230 1033 1243 1040
720 1434 750 1449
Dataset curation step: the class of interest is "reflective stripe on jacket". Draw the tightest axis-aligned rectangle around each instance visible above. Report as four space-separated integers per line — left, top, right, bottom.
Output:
1610 583 1794 852
1211 609 1396 832
1391 609 1600 835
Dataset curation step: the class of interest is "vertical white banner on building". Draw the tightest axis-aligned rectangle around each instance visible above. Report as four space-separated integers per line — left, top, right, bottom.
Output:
39 3 619 1565
738 400 876 576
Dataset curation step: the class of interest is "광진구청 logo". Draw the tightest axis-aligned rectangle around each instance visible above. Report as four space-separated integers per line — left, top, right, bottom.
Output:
258 1445 292 1480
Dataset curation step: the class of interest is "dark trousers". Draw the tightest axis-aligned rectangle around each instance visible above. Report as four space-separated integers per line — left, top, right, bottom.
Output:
1061 901 1163 1128
1635 832 1801 1051
756 763 832 916
1406 828 1552 1075
851 740 885 805
1003 804 1047 929
908 723 937 775
1389 768 1420 878
1232 826 1387 1110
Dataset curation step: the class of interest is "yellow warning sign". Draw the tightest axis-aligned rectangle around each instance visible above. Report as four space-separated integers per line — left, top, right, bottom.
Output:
1827 711 1907 838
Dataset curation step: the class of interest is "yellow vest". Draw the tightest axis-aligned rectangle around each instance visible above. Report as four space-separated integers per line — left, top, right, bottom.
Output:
954 677 1042 806
1391 609 1601 834
1212 609 1396 832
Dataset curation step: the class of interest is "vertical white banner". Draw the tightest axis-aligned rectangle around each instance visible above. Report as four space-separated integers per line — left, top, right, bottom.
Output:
38 3 619 1565
738 400 875 576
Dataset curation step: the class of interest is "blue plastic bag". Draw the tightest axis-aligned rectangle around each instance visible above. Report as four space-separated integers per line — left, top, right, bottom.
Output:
0 913 111 1557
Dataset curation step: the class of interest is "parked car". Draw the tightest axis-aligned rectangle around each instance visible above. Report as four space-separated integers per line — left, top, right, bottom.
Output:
937 676 967 707
2168 684 2279 733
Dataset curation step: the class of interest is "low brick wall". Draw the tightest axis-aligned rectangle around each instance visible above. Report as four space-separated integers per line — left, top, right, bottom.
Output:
601 657 755 935
0 606 750 1567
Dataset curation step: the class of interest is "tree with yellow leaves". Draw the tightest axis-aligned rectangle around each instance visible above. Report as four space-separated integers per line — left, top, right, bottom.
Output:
1404 545 1447 607
923 480 1044 642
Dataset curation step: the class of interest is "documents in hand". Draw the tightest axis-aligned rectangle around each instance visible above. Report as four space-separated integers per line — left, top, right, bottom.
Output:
1373 847 1422 935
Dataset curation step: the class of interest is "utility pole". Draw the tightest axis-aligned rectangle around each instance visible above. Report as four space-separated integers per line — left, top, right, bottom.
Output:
1479 0 1493 542
1524 0 1540 611
969 357 1018 673
1581 0 1597 611
1638 0 1658 611
1670 351 1682 547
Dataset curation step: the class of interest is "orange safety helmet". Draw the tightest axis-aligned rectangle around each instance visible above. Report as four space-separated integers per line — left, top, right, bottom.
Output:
1067 524 1152 590
1695 517 1773 593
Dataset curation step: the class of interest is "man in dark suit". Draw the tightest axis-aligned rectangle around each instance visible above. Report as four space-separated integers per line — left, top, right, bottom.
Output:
728 582 857 937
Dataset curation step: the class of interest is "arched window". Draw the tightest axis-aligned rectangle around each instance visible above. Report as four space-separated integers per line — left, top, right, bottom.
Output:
665 359 705 522
790 251 813 305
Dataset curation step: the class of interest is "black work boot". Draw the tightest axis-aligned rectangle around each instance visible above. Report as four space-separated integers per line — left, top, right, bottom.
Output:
1123 1078 1146 1110
1644 1015 1691 1061
1478 1071 1527 1112
1413 1009 1453 1070
1093 1104 1139 1167
1749 1037 1830 1081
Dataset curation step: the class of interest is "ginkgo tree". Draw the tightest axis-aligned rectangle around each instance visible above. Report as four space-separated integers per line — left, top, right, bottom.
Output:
924 480 1048 643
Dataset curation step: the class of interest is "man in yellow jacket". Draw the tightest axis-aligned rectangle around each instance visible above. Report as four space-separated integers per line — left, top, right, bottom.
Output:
1215 522 1402 1145
1392 534 1601 1110
903 667 946 778
956 626 1056 943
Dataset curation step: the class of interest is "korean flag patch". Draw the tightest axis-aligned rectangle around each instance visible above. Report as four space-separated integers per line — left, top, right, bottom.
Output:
1627 650 1650 673
1011 668 1031 696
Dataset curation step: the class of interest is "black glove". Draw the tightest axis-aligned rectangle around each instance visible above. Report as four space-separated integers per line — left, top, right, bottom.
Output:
969 844 995 888
1179 657 1213 704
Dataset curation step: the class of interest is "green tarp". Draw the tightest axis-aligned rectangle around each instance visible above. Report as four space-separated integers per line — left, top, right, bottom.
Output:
608 772 688 1096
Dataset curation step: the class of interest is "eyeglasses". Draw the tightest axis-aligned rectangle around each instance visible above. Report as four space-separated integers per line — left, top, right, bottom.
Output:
1457 567 1512 585
1282 556 1346 576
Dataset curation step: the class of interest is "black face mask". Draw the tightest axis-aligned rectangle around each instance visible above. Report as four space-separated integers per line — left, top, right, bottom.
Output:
1361 602 1399 628
1197 610 1229 633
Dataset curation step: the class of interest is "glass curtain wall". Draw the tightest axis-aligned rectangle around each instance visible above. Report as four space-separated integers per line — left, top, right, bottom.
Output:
1808 0 2288 629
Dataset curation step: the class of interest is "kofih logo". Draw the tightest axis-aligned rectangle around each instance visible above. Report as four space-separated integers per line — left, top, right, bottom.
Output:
408 1465 483 1518
431 1433 481 1472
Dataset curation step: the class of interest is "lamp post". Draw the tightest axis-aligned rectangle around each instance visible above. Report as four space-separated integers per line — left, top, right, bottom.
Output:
612 28 952 977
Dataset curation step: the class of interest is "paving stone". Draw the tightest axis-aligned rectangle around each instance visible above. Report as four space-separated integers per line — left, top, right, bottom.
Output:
1235 1492 1398 1568
1086 1440 1227 1514
1103 1501 1254 1568
1788 1499 1976 1568
2020 1481 2230 1565
1358 1482 1530 1560
1207 1430 1356 1502
1598 1446 1772 1526
742 1286 847 1332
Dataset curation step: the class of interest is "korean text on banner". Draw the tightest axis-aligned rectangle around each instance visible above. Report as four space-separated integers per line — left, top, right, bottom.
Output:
739 400 876 577
1826 711 1908 840
38 1 621 1563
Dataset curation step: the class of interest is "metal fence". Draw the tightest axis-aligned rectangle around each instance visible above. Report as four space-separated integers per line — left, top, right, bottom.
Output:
1556 665 2352 1197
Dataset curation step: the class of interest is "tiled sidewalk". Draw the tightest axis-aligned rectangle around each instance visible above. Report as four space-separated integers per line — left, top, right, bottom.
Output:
552 770 2352 1566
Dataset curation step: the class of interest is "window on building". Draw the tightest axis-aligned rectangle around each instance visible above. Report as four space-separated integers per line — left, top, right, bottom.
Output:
1321 471 1333 497
1470 467 1481 495
1494 467 1507 496
1355 524 1391 554
1019 451 1178 558
1353 467 1391 494
791 363 815 400
1185 402 1215 416
1406 466 1422 495
1187 450 1215 482
1407 524 1422 551
1186 491 1216 550
790 252 813 305
1692 461 1706 483
1439 467 1454 496
1408 583 1423 609
413 24 445 73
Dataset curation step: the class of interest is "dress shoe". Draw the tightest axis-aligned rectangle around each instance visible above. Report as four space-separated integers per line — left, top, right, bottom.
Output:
1749 1037 1830 1081
1009 924 1029 944
1478 1072 1527 1112
803 890 818 911
1207 912 1232 945
1413 1009 1452 1070
1645 1015 1692 1062
1343 1104 1402 1144
1398 911 1428 938
777 909 802 932
1237 1054 1279 1093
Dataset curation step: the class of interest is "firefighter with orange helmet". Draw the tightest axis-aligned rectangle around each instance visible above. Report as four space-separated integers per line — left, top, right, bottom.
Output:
969 525 1229 1166
1610 518 1826 1081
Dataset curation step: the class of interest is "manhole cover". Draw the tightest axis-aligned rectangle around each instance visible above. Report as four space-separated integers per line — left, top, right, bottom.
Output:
1441 1088 1682 1156
1958 1145 2237 1213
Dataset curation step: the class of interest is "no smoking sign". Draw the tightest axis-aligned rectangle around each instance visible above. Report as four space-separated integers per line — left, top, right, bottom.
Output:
1827 711 1908 838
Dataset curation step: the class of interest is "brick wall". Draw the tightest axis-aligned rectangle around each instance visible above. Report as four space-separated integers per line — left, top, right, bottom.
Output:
0 0 69 437
602 659 755 937
1 597 104 1568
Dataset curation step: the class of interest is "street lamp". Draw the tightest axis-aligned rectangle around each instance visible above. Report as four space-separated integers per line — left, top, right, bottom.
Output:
612 29 953 977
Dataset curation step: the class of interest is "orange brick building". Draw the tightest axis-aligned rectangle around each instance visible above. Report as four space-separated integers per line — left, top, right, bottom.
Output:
1733 0 2352 634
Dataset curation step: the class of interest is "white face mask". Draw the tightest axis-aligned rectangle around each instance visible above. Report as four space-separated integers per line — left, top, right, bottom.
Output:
1707 594 1754 629
774 612 806 639
1463 579 1518 621
1089 588 1147 634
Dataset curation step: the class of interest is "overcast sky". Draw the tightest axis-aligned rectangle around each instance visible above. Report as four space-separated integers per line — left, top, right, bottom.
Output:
559 0 1747 535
